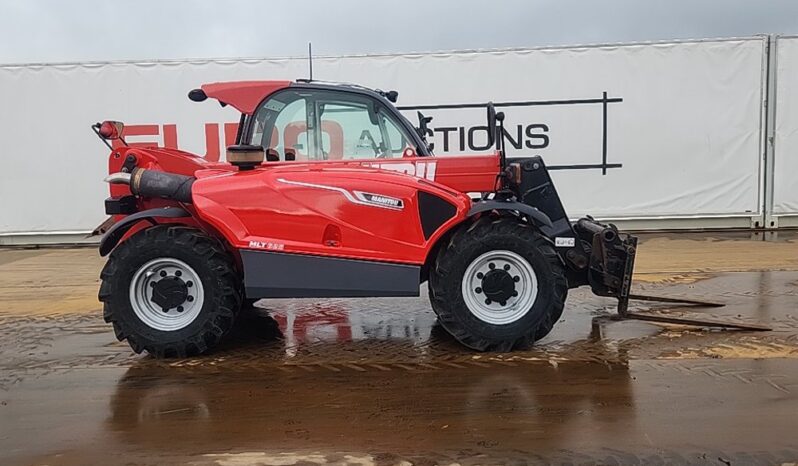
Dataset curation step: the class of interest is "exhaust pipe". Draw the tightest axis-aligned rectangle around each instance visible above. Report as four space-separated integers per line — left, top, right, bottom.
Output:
105 168 195 204
104 172 131 184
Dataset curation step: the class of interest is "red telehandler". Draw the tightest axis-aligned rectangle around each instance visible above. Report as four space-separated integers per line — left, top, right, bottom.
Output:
93 80 762 358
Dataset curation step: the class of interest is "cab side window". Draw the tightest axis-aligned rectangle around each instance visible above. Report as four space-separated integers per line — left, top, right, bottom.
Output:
251 91 310 161
250 88 416 161
319 101 385 159
317 97 415 159
381 110 412 157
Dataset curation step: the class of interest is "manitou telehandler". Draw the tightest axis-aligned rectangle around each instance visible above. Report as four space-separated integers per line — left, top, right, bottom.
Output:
94 79 762 358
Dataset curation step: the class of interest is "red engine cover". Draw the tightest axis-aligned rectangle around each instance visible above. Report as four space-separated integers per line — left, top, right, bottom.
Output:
191 162 479 265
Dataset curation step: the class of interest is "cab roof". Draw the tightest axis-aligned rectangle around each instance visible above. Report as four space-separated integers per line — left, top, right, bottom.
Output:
196 80 292 114
190 80 397 115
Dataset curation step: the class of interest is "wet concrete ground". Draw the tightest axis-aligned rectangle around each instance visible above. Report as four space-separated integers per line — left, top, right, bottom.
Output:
1 232 798 465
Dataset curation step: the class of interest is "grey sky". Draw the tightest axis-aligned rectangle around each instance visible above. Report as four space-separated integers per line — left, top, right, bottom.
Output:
1 0 797 64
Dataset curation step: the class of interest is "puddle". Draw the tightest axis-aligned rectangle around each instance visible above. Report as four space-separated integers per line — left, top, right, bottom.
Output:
2 240 798 464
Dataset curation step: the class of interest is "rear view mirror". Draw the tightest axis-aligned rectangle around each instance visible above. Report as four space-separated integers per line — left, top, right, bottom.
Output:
416 111 433 139
486 103 496 148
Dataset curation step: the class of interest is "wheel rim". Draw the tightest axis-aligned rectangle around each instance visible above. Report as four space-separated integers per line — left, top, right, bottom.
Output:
129 258 205 331
461 250 538 325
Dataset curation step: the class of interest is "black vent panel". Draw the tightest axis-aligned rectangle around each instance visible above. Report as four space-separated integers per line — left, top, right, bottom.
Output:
418 191 457 239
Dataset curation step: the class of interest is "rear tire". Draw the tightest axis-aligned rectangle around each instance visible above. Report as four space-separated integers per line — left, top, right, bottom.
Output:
99 225 242 358
429 217 567 351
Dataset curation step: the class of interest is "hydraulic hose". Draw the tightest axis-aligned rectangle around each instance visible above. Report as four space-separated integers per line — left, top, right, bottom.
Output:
105 168 195 203
131 168 195 203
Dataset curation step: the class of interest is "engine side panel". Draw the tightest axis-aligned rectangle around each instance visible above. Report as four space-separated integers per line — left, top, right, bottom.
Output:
191 165 472 265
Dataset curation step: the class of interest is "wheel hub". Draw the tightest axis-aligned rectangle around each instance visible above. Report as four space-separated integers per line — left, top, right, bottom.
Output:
129 258 204 331
462 250 538 325
480 268 516 304
151 276 189 311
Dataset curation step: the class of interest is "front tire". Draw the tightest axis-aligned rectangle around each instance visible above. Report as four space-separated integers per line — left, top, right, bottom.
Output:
99 225 242 358
429 217 567 351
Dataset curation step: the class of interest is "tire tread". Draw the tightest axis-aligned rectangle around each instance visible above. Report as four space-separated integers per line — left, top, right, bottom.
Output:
429 217 568 351
98 225 242 358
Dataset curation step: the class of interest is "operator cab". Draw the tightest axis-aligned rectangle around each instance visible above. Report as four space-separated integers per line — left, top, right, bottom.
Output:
245 82 428 162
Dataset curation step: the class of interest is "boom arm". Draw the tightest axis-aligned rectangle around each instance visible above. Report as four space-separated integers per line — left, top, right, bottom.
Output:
510 156 638 304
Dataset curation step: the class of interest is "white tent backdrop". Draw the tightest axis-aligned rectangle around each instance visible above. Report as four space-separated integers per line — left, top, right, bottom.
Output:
0 37 782 241
774 36 798 225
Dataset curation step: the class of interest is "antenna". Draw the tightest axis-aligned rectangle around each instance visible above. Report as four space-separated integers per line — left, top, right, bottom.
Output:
308 42 313 81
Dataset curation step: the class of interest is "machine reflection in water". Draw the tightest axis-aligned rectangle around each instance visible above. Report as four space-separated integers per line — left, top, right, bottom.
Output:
259 299 438 358
108 358 633 461
106 299 638 461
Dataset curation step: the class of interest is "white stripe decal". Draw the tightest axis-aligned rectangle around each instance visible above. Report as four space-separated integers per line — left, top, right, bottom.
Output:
277 178 404 210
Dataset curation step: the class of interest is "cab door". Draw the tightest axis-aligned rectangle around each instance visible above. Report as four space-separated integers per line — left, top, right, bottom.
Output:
309 90 415 160
249 88 417 161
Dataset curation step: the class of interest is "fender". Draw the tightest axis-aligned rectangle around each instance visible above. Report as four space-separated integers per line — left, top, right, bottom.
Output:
468 199 553 230
99 206 191 257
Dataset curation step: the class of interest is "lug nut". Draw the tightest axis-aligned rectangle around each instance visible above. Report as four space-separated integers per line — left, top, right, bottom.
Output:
513 276 520 282
175 270 182 277
186 281 193 287
485 299 492 305
500 301 507 306
512 291 518 297
475 287 482 294
503 264 510 271
187 296 194 302
149 282 155 288
177 306 184 313
477 272 484 279
489 263 496 270
160 271 167 277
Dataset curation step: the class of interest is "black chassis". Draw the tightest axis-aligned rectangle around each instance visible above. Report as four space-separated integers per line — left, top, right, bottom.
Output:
510 156 638 306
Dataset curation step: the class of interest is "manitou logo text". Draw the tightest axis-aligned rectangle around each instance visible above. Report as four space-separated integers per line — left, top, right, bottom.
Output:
367 195 400 207
362 161 437 181
354 192 405 210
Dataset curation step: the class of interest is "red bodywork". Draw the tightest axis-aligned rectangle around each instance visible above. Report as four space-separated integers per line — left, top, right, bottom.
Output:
201 81 292 114
107 80 502 267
